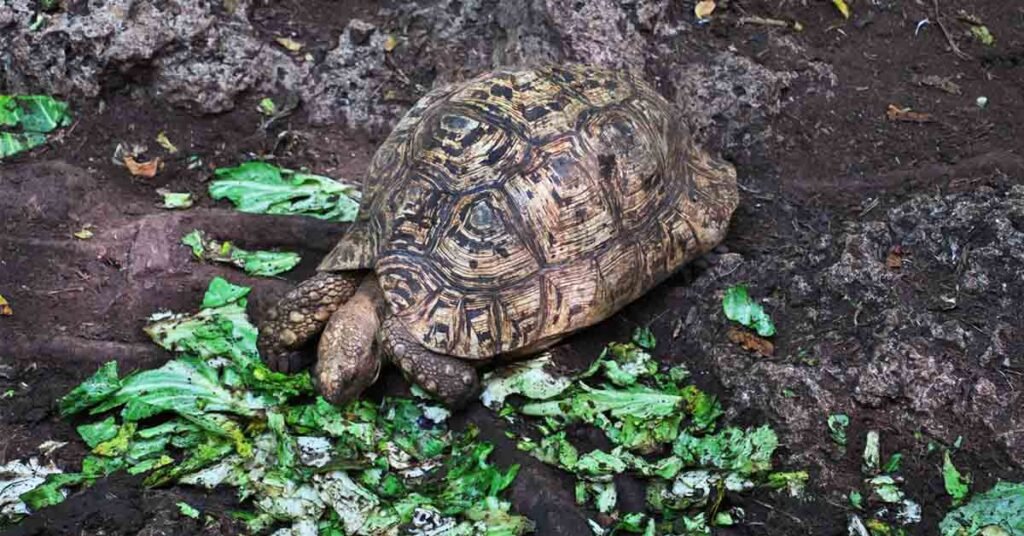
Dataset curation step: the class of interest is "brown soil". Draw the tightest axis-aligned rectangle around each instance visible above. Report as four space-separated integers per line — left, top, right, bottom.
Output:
3 1 1023 535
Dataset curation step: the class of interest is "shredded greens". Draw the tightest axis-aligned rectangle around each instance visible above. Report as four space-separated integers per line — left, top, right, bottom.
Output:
482 328 798 534
15 277 530 534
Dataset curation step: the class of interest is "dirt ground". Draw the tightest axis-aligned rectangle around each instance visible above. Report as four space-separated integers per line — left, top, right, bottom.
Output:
2 0 1023 534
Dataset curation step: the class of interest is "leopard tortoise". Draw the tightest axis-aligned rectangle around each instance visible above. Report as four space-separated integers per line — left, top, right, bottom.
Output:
258 64 739 408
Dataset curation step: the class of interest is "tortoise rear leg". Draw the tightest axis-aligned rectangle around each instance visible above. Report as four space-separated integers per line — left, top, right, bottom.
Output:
378 315 480 409
258 271 363 373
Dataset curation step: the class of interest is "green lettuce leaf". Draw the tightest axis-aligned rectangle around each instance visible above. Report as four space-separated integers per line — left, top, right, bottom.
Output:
0 95 72 159
181 229 301 277
209 161 360 222
722 285 776 337
58 361 122 417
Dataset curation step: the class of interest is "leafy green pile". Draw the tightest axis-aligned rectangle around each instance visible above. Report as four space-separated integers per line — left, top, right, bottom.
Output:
182 230 302 277
209 162 361 222
481 328 803 534
940 482 1024 536
19 277 530 534
0 95 72 159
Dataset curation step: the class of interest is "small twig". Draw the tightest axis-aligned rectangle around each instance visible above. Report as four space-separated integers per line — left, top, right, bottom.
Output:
751 499 805 525
738 15 790 28
933 0 971 61
44 286 85 295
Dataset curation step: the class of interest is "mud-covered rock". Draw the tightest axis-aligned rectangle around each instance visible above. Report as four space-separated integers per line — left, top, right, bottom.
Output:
672 185 1024 475
0 0 304 113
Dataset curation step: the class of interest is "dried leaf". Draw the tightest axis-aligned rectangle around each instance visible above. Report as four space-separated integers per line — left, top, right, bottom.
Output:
0 294 12 316
912 75 962 96
886 104 934 123
383 35 399 52
695 0 716 19
832 0 850 19
124 155 161 178
274 36 303 52
885 245 904 270
155 132 178 154
727 327 775 357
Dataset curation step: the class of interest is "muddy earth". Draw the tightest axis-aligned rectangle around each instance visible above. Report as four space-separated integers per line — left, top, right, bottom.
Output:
2 0 1023 534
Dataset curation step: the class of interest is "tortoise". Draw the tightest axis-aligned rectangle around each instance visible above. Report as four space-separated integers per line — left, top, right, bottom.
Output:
258 64 738 408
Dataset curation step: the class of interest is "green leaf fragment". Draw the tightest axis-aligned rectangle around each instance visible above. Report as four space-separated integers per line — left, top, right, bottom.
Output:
850 490 863 509
722 285 776 337
76 416 119 448
93 423 137 457
883 453 903 474
632 326 656 349
160 191 193 209
943 451 971 504
258 98 277 116
0 96 72 159
766 471 809 497
177 501 201 519
181 229 301 277
863 430 880 474
673 425 778 476
479 354 572 409
59 361 122 417
971 26 994 46
827 413 850 446
209 161 361 222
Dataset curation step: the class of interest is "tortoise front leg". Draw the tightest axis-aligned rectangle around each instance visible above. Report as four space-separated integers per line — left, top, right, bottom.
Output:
378 315 480 409
258 271 363 373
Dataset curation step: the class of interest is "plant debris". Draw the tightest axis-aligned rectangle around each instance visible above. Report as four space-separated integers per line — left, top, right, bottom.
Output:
832 0 851 19
13 277 531 534
969 25 994 46
726 327 775 357
694 0 715 19
886 105 934 123
155 132 178 154
0 294 11 316
943 451 971 505
275 36 304 52
258 98 277 117
0 95 72 159
722 285 776 337
481 328 799 533
124 155 162 178
209 161 361 222
158 189 194 209
940 481 1024 535
73 225 94 240
911 74 962 95
828 413 850 447
0 459 66 519
181 229 301 277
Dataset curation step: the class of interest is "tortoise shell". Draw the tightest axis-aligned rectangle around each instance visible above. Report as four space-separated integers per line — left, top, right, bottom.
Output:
319 64 738 359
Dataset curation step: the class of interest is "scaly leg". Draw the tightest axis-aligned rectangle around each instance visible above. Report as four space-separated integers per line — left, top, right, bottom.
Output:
377 315 480 408
258 271 363 373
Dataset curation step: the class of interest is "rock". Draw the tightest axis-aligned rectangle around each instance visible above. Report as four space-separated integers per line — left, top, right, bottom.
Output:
347 18 376 46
